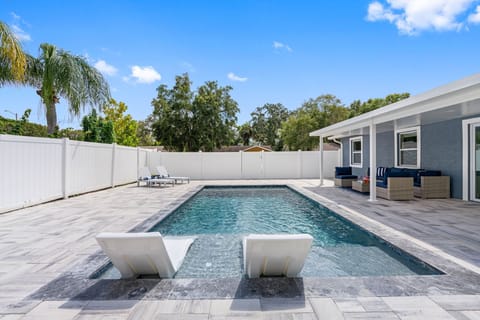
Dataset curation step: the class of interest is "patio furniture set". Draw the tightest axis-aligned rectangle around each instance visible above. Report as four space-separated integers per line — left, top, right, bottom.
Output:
335 166 450 200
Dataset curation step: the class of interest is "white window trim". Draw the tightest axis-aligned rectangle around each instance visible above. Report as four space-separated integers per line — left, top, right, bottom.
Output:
394 126 421 169
349 136 362 168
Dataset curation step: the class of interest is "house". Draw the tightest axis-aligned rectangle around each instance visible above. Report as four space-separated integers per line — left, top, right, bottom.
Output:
310 73 480 202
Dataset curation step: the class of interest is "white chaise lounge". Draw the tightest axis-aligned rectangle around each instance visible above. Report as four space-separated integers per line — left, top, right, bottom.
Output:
243 234 313 278
96 232 196 279
138 167 175 187
156 166 190 184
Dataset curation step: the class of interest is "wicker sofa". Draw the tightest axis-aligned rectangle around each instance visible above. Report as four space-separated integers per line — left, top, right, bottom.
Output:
376 167 450 200
334 167 358 187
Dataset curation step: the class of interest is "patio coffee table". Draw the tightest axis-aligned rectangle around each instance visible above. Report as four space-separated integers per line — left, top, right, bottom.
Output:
352 180 369 193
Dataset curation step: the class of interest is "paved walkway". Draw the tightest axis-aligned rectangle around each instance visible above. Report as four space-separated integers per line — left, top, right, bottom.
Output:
0 180 479 319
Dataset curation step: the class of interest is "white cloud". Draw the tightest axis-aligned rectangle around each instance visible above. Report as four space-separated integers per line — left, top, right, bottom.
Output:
180 61 195 72
227 72 248 82
94 60 118 76
468 5 480 23
273 41 292 52
128 66 161 84
367 0 478 35
10 13 31 42
11 25 31 42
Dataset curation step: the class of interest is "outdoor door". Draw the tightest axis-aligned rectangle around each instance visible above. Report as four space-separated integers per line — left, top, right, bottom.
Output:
471 123 480 202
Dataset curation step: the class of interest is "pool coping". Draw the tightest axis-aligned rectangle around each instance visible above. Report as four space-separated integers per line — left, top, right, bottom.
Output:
28 184 480 301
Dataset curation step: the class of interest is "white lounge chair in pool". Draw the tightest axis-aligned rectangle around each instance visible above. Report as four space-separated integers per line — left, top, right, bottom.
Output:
138 167 175 187
243 234 313 278
155 165 190 184
96 232 196 279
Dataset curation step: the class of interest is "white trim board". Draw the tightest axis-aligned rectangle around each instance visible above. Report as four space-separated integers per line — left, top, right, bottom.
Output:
462 117 480 201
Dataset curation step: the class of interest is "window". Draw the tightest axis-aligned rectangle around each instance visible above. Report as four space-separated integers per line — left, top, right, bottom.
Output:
349 137 362 167
396 127 420 168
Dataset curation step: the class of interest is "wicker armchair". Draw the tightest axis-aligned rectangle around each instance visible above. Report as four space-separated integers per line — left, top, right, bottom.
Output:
376 177 414 200
334 167 358 187
414 175 450 199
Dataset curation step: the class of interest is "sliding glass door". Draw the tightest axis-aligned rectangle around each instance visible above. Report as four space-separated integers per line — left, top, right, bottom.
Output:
472 124 480 201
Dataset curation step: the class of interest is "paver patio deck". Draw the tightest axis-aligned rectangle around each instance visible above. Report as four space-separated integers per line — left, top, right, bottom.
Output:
0 179 479 319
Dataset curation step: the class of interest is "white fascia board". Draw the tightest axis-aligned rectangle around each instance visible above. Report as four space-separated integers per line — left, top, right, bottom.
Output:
309 73 480 137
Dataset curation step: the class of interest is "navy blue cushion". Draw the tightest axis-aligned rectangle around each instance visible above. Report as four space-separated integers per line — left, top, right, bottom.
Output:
415 170 441 187
336 175 357 179
421 170 441 176
376 180 387 188
335 167 352 176
376 167 386 179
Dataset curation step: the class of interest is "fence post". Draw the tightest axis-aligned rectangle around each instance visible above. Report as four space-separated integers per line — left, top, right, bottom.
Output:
111 143 116 188
261 150 265 179
199 151 204 180
298 150 302 179
137 147 140 187
240 150 244 179
62 138 69 199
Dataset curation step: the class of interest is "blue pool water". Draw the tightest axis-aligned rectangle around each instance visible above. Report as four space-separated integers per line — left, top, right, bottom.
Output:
98 186 440 279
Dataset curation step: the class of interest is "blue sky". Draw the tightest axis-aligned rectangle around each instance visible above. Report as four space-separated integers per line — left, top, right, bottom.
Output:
1 0 480 128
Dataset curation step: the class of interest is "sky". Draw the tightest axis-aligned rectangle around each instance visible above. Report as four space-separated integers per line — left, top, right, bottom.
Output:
1 0 480 128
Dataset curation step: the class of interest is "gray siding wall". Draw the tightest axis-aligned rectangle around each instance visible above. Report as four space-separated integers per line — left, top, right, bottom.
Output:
341 136 369 177
376 131 395 168
339 118 471 199
421 119 462 199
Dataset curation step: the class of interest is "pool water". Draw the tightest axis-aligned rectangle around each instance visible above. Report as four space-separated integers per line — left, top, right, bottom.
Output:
98 186 441 279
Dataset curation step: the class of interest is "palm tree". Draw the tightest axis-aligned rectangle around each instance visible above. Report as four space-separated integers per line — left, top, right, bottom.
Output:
27 43 111 134
0 20 27 84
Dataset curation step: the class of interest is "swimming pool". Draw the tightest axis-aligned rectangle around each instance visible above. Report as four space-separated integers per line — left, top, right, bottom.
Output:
98 186 441 279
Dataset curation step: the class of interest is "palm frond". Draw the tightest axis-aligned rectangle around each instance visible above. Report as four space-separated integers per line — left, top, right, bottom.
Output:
0 21 27 83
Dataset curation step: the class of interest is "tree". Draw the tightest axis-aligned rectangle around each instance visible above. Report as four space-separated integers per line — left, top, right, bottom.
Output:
238 123 252 146
250 103 289 150
81 109 114 144
136 116 157 146
152 73 194 151
103 99 138 147
26 43 110 134
0 21 27 84
151 73 239 151
280 94 347 151
349 93 410 117
191 81 239 151
281 113 320 151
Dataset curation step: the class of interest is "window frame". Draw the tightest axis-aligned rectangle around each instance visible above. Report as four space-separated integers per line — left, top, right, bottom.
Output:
395 126 421 168
349 136 363 168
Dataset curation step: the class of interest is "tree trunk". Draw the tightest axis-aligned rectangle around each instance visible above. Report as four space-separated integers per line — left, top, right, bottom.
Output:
46 101 57 134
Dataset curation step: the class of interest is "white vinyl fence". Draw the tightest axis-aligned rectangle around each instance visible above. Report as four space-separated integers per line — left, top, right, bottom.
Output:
0 134 339 213
148 150 339 180
0 135 150 213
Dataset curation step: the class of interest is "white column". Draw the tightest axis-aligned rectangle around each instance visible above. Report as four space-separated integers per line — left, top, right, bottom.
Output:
62 138 69 199
369 122 377 201
319 136 324 186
